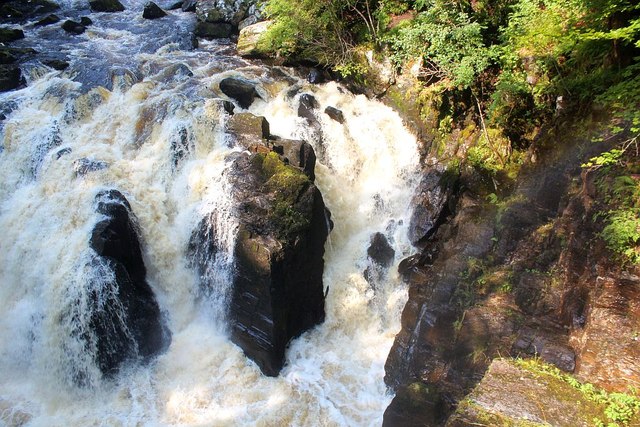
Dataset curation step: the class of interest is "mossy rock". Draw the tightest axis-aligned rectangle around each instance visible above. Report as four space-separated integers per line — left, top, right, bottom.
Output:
0 27 24 43
89 0 125 13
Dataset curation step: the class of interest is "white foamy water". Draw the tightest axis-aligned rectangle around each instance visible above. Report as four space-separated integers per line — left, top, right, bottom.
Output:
0 3 421 425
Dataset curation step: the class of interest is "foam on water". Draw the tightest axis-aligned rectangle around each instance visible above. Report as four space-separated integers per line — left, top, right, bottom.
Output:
0 4 421 425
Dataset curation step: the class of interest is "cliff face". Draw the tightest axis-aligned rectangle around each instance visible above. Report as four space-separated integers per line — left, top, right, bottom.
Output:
384 122 640 425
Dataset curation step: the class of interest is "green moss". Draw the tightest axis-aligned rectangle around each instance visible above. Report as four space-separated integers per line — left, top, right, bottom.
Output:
515 358 640 427
455 399 548 426
258 152 312 242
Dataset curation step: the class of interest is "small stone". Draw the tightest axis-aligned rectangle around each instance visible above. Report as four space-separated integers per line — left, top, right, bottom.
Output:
43 59 69 70
80 17 93 26
62 20 85 35
74 158 108 176
324 106 344 124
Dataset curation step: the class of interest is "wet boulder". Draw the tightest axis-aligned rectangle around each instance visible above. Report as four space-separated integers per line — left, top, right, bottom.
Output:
0 28 24 43
35 14 60 26
0 65 23 92
271 138 315 181
190 120 330 377
367 232 395 268
194 21 234 38
0 0 59 23
181 0 197 12
143 2 167 19
226 112 270 149
196 0 259 27
324 106 344 124
87 190 170 376
89 0 125 12
408 169 456 246
62 20 86 35
219 77 260 109
73 158 108 176
297 93 319 122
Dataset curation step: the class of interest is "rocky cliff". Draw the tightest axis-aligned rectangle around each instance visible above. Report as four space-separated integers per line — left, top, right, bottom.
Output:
383 120 640 425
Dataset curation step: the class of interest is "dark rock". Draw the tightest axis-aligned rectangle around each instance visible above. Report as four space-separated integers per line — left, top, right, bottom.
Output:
89 0 125 12
272 138 315 180
383 382 445 427
168 1 183 10
35 13 60 26
0 0 59 23
80 16 93 26
189 130 329 377
367 232 395 268
55 147 72 159
0 65 23 92
43 59 69 70
223 100 235 114
226 112 270 149
181 0 197 12
408 169 456 246
194 21 234 38
0 47 36 65
219 77 260 109
297 93 318 122
62 20 86 35
307 68 324 84
0 27 24 43
324 106 344 124
73 158 108 176
170 126 191 169
229 151 328 376
86 190 170 376
196 0 254 26
143 2 167 19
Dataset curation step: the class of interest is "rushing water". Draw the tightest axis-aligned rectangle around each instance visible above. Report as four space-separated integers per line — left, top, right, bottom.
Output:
0 1 421 425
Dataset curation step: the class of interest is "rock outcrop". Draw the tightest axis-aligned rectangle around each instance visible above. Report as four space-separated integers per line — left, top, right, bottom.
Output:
190 113 330 376
384 125 640 425
86 190 170 376
219 77 261 109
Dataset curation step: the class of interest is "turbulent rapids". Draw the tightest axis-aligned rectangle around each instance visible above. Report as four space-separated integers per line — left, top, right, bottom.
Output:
0 1 421 425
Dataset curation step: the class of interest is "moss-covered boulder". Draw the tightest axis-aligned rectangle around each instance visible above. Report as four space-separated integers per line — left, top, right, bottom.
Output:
0 65 23 92
190 115 330 377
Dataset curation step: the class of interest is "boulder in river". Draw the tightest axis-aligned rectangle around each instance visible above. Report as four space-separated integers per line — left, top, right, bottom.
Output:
189 118 330 377
324 106 345 124
367 232 395 268
271 138 316 181
219 76 261 109
0 0 59 23
0 65 23 92
86 190 170 376
62 20 86 35
0 27 24 43
35 14 60 26
143 2 167 19
89 0 125 13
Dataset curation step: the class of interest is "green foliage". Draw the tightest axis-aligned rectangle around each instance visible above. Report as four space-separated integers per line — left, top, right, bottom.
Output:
601 208 640 263
386 1 492 88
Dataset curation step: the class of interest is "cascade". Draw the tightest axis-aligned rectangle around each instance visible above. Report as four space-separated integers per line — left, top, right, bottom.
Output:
0 1 421 424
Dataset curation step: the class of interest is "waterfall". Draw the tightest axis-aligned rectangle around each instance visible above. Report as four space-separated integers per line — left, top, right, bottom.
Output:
0 3 421 425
